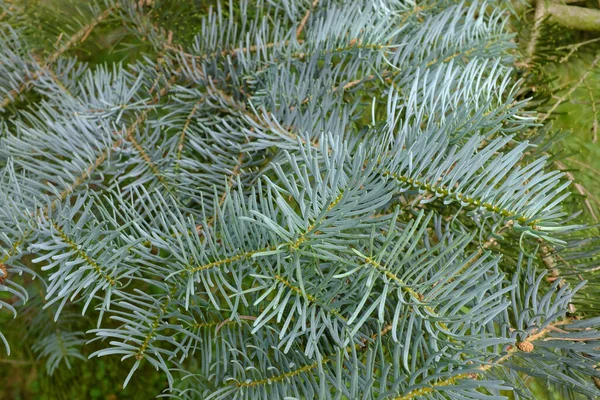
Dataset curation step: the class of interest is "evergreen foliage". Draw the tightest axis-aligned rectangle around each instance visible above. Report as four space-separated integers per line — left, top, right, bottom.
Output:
0 0 599 398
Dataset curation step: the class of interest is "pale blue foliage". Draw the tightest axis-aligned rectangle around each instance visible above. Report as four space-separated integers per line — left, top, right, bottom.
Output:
0 0 599 399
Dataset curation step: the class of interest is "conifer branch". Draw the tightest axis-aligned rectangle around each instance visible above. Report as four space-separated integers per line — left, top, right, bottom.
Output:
46 5 118 64
2 1 597 397
175 98 205 171
274 274 346 320
126 130 170 186
381 170 541 228
234 358 323 388
231 321 394 390
52 79 173 211
0 4 118 110
355 253 450 331
187 193 343 275
135 293 173 360
186 247 273 274
392 320 570 400
0 61 175 286
49 220 116 286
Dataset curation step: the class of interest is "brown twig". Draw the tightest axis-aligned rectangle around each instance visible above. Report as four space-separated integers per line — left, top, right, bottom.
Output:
585 80 598 143
215 315 258 335
524 0 547 68
296 0 320 38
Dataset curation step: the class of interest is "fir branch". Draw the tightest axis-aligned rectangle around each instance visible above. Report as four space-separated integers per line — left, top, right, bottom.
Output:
0 4 118 110
186 191 342 276
354 252 449 330
175 98 205 172
392 320 570 400
49 220 116 286
186 247 273 275
126 128 171 188
134 291 173 360
50 76 173 212
0 58 175 303
273 274 346 321
233 358 323 389
231 320 394 390
0 230 31 265
2 1 597 397
381 170 538 227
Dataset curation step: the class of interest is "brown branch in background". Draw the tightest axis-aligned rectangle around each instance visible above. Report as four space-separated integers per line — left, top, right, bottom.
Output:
0 358 36 365
524 0 546 68
547 3 600 32
54 32 65 48
296 0 320 38
516 0 600 31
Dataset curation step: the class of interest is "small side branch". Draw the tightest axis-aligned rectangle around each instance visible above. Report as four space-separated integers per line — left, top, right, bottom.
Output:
0 5 118 110
393 321 568 400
